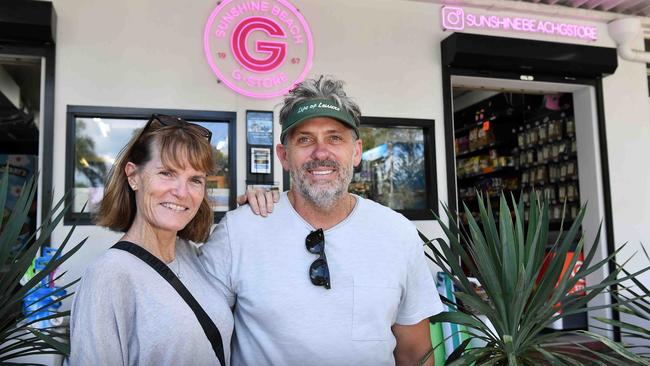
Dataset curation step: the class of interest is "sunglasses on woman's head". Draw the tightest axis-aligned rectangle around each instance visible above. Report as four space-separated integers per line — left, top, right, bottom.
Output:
143 114 212 142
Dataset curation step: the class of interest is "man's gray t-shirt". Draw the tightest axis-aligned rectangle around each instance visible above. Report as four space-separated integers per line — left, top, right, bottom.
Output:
69 239 233 366
201 193 443 365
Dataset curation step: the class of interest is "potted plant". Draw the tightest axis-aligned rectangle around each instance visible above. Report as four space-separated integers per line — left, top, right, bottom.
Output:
422 191 650 365
0 169 85 363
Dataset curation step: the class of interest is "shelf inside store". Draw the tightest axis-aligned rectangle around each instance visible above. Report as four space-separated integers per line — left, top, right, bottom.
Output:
454 115 498 136
514 135 576 151
457 166 517 184
455 141 512 159
516 157 577 171
458 194 502 203
521 108 571 124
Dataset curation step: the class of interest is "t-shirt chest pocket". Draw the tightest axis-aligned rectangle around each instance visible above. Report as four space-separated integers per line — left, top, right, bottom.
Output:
352 281 401 341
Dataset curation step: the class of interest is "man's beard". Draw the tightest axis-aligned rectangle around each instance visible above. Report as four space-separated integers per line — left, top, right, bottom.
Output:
291 159 353 210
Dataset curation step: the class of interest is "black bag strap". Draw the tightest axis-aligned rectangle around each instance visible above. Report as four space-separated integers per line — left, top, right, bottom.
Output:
111 241 225 366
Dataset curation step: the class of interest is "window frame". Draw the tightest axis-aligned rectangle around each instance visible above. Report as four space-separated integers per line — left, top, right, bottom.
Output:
64 105 237 225
358 116 438 219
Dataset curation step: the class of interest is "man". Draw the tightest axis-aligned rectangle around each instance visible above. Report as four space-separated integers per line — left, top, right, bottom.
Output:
202 76 443 365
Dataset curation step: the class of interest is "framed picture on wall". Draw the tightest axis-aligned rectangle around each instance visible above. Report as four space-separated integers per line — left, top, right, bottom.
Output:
246 110 273 146
282 116 437 219
352 117 437 219
64 106 237 225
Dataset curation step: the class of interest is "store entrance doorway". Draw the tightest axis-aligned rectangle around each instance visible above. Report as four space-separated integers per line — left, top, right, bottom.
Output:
448 75 613 336
0 53 44 230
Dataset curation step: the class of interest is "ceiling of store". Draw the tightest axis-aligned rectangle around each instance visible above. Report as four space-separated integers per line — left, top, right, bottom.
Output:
511 0 650 17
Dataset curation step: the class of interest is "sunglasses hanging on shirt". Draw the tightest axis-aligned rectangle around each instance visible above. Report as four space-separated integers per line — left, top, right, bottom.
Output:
306 228 331 289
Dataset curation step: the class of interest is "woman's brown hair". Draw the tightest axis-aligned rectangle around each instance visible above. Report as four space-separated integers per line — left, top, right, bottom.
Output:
94 119 215 242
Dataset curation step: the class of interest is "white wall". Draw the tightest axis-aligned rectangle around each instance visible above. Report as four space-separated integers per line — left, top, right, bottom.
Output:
50 0 452 287
49 0 650 343
601 34 650 344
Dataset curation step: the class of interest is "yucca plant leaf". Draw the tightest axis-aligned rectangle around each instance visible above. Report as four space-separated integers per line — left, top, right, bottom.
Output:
0 168 85 361
557 268 650 322
430 311 487 332
0 191 72 297
21 293 75 323
617 289 650 314
446 346 497 366
577 330 650 365
566 344 620 366
498 195 517 320
547 239 586 306
428 245 474 302
0 239 86 329
0 166 9 231
446 337 473 364
19 312 71 335
0 176 36 268
613 296 650 320
27 328 70 355
594 316 650 336
453 292 502 338
533 345 575 365
463 204 508 324
0 324 68 357
12 237 86 305
551 352 590 366
475 193 502 272
518 212 592 342
510 194 525 270
625 289 650 313
6 275 71 322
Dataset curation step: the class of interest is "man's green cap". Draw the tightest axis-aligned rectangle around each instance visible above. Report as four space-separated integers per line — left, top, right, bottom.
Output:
281 98 359 141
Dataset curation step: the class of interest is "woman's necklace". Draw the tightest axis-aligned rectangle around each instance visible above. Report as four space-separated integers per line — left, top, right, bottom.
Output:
170 257 182 279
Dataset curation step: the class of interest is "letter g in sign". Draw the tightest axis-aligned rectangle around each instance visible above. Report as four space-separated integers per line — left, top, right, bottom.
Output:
232 16 287 73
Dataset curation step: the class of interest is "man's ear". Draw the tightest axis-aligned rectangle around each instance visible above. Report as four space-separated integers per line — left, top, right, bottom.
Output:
276 143 290 171
353 138 363 167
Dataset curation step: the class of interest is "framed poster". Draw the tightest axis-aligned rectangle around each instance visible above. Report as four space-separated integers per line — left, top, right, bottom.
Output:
246 111 273 146
250 147 271 174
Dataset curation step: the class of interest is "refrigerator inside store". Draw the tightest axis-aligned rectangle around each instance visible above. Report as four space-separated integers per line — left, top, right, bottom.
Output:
452 89 587 331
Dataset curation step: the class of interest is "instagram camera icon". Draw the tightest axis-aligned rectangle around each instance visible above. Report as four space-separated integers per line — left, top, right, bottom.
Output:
441 7 465 31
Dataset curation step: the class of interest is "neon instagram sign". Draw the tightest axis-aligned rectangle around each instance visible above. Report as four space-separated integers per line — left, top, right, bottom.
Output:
204 0 314 99
441 6 598 41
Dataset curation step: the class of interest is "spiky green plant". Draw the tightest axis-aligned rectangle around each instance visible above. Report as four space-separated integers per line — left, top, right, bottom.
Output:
595 245 650 359
0 168 85 362
422 191 650 365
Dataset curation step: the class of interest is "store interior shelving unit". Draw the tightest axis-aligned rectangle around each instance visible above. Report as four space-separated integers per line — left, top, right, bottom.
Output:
453 91 587 330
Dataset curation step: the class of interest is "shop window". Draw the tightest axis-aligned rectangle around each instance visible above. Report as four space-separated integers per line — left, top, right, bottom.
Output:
350 117 437 219
64 106 236 225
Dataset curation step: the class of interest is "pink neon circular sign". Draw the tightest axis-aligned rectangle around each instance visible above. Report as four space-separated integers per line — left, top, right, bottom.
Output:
204 0 314 99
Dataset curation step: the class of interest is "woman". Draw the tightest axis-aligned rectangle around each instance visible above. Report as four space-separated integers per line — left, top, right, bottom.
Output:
69 114 275 365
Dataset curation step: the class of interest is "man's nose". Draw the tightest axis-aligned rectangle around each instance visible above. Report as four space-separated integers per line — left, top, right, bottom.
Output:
311 140 332 160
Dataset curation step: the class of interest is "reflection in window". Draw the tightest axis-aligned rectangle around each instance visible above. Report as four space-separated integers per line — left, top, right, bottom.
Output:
350 126 426 210
73 117 230 214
